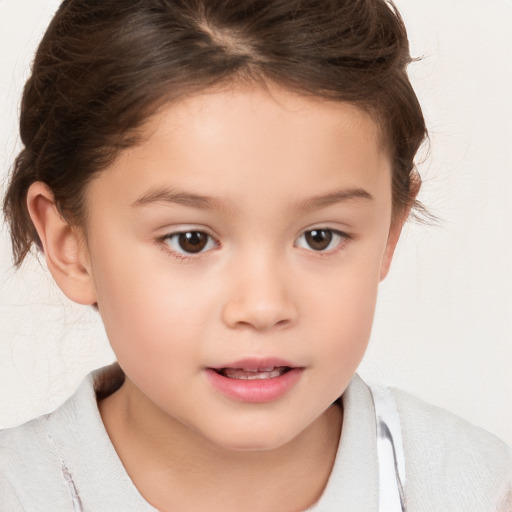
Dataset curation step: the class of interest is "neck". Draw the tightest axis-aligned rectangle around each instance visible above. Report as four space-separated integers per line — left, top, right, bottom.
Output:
99 378 342 512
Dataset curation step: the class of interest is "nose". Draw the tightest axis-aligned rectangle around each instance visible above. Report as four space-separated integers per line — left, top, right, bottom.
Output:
221 255 298 331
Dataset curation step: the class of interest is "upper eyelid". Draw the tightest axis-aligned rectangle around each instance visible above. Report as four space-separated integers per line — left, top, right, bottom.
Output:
160 226 349 240
163 229 219 244
297 227 347 238
161 226 218 239
296 226 350 239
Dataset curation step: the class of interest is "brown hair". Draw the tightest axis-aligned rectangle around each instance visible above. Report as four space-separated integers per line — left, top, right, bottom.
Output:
3 0 427 266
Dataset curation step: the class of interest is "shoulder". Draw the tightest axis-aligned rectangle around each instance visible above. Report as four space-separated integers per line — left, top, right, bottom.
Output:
0 365 149 511
0 409 73 509
390 387 512 512
0 371 100 509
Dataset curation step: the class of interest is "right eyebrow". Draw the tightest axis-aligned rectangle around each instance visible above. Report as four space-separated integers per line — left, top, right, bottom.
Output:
132 187 224 210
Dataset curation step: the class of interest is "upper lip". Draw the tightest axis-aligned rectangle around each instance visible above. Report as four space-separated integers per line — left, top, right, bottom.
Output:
208 357 299 371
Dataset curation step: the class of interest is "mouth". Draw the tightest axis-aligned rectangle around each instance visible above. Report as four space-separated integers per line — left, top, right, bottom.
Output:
206 359 303 402
213 366 292 380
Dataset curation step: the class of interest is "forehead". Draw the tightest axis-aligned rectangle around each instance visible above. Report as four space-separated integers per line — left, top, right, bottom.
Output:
86 84 391 216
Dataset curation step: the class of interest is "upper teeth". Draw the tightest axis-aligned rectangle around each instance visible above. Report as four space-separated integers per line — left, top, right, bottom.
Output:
221 366 287 380
242 367 275 372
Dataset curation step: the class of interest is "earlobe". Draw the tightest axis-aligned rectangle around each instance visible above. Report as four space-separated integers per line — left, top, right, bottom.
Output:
26 182 97 305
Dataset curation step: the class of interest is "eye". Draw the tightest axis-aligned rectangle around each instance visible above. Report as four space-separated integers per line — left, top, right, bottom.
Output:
164 231 217 255
296 228 346 252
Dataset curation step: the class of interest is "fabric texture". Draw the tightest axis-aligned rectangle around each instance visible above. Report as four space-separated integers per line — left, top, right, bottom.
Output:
1 366 511 511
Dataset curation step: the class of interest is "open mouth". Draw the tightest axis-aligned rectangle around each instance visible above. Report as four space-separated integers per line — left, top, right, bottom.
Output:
213 366 292 380
206 362 302 402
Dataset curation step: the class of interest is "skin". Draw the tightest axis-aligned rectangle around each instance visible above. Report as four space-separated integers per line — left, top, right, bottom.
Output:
27 84 413 511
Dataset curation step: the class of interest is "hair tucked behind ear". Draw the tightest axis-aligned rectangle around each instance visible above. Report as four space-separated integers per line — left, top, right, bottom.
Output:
3 0 427 266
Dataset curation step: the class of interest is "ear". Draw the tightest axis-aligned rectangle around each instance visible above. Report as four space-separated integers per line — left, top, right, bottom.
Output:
379 173 421 281
26 182 97 305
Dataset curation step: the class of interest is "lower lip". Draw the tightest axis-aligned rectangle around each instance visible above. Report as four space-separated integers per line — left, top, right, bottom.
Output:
205 368 303 403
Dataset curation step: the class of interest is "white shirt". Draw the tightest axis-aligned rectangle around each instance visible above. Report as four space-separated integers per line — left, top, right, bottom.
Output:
1 366 511 511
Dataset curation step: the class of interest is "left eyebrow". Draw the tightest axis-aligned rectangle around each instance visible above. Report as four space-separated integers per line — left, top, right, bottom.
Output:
294 188 373 211
132 188 224 210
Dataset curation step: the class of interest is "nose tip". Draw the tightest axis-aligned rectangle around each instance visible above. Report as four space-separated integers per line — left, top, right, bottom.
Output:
221 270 297 331
223 303 294 331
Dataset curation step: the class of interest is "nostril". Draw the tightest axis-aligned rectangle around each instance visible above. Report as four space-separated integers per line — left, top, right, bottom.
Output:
221 286 298 331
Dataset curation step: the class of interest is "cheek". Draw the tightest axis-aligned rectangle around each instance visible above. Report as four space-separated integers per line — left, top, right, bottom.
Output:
95 275 209 393
290 269 378 408
316 281 377 356
301 252 382 363
89 241 211 360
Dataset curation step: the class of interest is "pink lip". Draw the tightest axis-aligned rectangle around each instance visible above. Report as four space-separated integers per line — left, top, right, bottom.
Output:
206 358 303 403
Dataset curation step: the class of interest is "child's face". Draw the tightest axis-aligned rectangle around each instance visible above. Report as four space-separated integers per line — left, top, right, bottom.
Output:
80 84 400 451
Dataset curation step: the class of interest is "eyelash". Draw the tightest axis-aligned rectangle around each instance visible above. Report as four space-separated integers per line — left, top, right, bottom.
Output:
296 228 352 256
159 227 351 262
159 230 219 263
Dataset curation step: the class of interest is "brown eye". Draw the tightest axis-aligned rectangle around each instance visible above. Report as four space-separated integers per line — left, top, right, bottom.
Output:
165 231 216 255
178 232 208 253
304 229 333 251
296 228 347 252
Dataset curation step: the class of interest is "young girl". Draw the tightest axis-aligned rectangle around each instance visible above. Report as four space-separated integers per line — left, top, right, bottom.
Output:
1 0 511 511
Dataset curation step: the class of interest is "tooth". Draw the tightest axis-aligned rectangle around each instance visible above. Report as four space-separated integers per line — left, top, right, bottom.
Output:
241 367 276 372
247 369 282 379
226 368 285 380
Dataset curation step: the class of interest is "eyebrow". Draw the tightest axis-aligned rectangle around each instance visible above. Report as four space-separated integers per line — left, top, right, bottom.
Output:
293 188 373 211
132 188 222 210
132 186 373 211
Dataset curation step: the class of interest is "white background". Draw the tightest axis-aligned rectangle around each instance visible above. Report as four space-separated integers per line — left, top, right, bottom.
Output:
1 0 511 446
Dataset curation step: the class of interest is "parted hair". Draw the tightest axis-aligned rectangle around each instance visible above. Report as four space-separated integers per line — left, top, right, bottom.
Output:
3 0 427 266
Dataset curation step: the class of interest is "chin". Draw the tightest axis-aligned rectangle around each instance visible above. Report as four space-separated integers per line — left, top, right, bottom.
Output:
207 424 300 453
